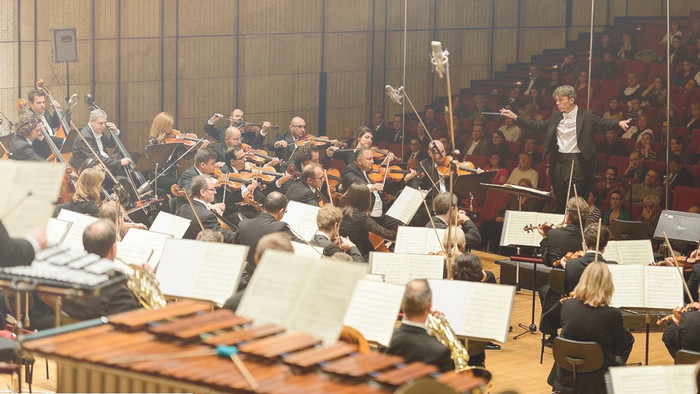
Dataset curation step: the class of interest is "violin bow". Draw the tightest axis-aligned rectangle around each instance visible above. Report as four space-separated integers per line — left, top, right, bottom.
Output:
172 184 205 233
572 184 586 251
594 218 601 263
323 169 334 206
564 160 575 212
663 232 694 302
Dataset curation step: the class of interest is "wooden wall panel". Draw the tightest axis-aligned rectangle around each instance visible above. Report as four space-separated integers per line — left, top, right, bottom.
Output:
178 36 236 79
386 0 433 31
325 0 373 32
0 2 17 41
95 0 118 39
521 0 566 27
239 34 322 76
46 0 92 40
571 0 609 28
519 28 566 62
121 0 160 38
492 29 518 73
625 0 664 17
437 0 492 29
494 0 518 27
18 1 36 42
178 0 236 36
238 0 323 34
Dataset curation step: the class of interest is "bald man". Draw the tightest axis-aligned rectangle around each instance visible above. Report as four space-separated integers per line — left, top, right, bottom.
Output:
205 109 269 156
268 116 308 162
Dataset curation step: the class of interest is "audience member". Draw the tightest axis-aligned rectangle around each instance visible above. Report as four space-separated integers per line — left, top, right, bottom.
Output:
593 51 619 80
487 130 511 161
636 131 656 160
621 112 652 141
672 61 696 86
543 69 563 97
598 129 628 156
665 154 695 191
602 190 630 226
506 152 538 187
638 194 661 238
641 75 667 108
627 168 663 204
468 95 487 119
594 34 617 58
463 124 489 156
498 116 522 142
603 98 624 121
521 64 549 95
617 33 636 61
484 153 508 184
521 137 543 164
661 19 683 42
559 53 582 79
623 150 648 183
619 72 643 104
593 165 625 200
500 86 525 110
451 95 469 118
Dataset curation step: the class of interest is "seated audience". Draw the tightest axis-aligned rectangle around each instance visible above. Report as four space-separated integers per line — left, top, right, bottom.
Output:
506 152 538 187
487 130 511 161
484 153 508 184
638 194 661 238
627 168 663 204
602 190 631 225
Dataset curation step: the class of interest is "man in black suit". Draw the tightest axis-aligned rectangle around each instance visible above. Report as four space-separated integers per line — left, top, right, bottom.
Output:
220 146 269 223
666 154 695 191
311 205 364 261
502 85 631 212
462 124 489 157
286 163 325 206
26 89 63 159
405 139 428 162
370 111 393 143
662 287 700 357
268 116 308 163
0 220 45 267
385 279 454 373
520 64 549 96
598 129 628 157
205 109 270 152
235 191 298 272
539 197 589 267
426 193 481 249
8 113 44 161
563 223 615 293
178 175 237 243
58 219 140 320
175 148 219 213
70 109 132 174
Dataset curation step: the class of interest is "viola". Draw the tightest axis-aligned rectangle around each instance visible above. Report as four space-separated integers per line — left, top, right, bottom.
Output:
213 168 245 190
553 250 585 267
240 192 263 212
455 161 477 175
657 302 700 325
295 134 342 147
371 147 395 161
239 165 285 183
163 130 201 147
242 144 276 165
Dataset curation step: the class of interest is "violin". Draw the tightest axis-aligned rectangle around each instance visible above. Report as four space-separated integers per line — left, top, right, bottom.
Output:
239 165 285 183
523 222 563 233
455 161 477 175
213 168 245 190
367 164 420 183
296 134 342 147
553 250 585 267
241 143 276 165
240 192 263 212
657 302 700 326
371 147 395 161
163 129 201 147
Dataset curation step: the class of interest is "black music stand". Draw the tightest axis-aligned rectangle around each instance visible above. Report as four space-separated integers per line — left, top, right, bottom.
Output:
610 219 648 240
137 143 180 199
60 129 77 154
452 171 496 200
0 133 13 157
653 210 700 243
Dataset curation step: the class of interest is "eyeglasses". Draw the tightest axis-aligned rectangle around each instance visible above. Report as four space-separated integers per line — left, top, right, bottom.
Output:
292 125 307 129
206 188 216 192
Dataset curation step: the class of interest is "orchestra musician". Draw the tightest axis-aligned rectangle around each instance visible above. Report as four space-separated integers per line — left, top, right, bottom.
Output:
146 112 201 193
221 145 267 223
327 126 375 165
69 109 132 174
500 85 632 213
539 197 589 267
268 116 308 162
175 148 220 213
548 262 634 393
385 279 454 373
53 168 105 217
661 288 700 358
25 89 63 159
235 191 300 272
177 174 237 243
0 219 46 267
428 193 481 250
205 109 269 154
311 205 364 262
339 182 396 260
285 163 327 207
8 112 44 161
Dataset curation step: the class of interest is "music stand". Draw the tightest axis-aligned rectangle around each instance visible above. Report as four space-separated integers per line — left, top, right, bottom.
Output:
452 171 496 200
0 133 13 157
136 143 180 200
610 220 649 240
653 210 700 243
60 129 77 155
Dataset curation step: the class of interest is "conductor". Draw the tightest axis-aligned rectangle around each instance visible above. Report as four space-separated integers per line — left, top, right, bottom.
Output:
500 85 631 212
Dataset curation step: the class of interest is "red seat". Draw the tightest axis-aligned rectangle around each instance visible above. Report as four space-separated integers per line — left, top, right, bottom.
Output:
532 163 547 189
507 141 523 159
643 159 665 173
599 79 623 103
476 189 510 223
462 155 489 169
646 62 669 85
329 158 345 172
597 153 609 172
682 165 700 188
671 186 700 212
630 203 643 220
388 143 405 158
623 61 649 82
607 155 629 175
651 143 666 159
619 138 635 153
674 126 689 137
689 129 700 155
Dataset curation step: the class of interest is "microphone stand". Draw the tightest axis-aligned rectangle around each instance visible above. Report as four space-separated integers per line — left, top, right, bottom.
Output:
139 139 202 195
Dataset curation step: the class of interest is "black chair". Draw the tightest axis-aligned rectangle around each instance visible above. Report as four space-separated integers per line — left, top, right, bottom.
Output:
552 337 604 392
674 349 700 365
540 268 566 364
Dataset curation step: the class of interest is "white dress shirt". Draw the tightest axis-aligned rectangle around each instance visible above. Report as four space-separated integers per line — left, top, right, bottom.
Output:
556 106 581 153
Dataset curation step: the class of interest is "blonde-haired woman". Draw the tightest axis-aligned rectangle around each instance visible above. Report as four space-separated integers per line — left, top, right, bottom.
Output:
548 262 634 393
54 168 105 217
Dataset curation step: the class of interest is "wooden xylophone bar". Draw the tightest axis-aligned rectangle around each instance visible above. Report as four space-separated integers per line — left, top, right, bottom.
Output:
22 301 489 393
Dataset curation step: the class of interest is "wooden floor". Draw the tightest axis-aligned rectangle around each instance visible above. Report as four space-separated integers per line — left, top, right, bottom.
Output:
0 250 676 393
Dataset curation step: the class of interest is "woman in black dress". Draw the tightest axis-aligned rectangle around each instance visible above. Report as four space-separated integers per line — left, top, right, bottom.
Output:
339 182 396 260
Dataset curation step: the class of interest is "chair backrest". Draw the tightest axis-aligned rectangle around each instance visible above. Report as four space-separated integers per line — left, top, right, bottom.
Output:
674 349 700 365
552 337 604 373
548 268 566 295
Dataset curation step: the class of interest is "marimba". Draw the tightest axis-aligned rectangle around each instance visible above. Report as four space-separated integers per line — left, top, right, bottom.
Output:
22 300 491 393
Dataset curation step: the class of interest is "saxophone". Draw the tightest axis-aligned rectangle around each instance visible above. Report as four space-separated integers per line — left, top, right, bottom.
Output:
426 313 471 372
116 258 167 310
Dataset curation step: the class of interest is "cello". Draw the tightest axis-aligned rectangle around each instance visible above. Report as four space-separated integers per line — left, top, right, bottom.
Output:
37 122 77 204
35 80 73 140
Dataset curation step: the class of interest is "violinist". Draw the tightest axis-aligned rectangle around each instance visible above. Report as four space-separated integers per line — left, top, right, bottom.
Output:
548 262 634 394
99 200 147 241
661 288 700 357
562 223 615 294
25 89 63 158
207 125 243 162
8 112 44 161
175 148 223 213
427 193 481 250
480 178 539 253
70 109 132 175
221 146 266 222
205 109 269 152
339 183 397 260
310 205 364 262
53 168 105 217
410 139 452 227
285 163 327 207
267 116 307 162
539 196 589 267
326 126 374 165
177 175 236 243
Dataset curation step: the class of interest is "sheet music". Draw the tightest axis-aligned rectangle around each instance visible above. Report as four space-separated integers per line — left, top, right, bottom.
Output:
394 226 446 254
56 209 99 250
602 240 620 262
45 218 71 246
149 211 191 239
237 250 316 326
288 259 368 345
155 239 248 306
343 280 405 346
608 265 646 308
120 228 172 268
370 252 444 284
429 280 515 343
386 187 427 225
615 240 654 265
609 365 697 394
115 241 153 268
291 241 324 259
364 273 385 282
281 201 320 241
0 161 64 237
463 283 515 343
644 266 684 310
535 213 566 244
500 211 539 247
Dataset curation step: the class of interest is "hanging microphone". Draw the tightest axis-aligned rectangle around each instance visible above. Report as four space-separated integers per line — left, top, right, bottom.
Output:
385 85 403 104
430 41 448 78
136 181 152 196
67 94 78 105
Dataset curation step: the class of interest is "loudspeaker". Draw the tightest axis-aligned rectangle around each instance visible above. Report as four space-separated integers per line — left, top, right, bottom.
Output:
52 28 78 63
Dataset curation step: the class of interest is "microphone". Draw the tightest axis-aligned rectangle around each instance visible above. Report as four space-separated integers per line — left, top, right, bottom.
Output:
385 85 403 104
67 94 77 105
430 41 448 78
136 182 152 196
